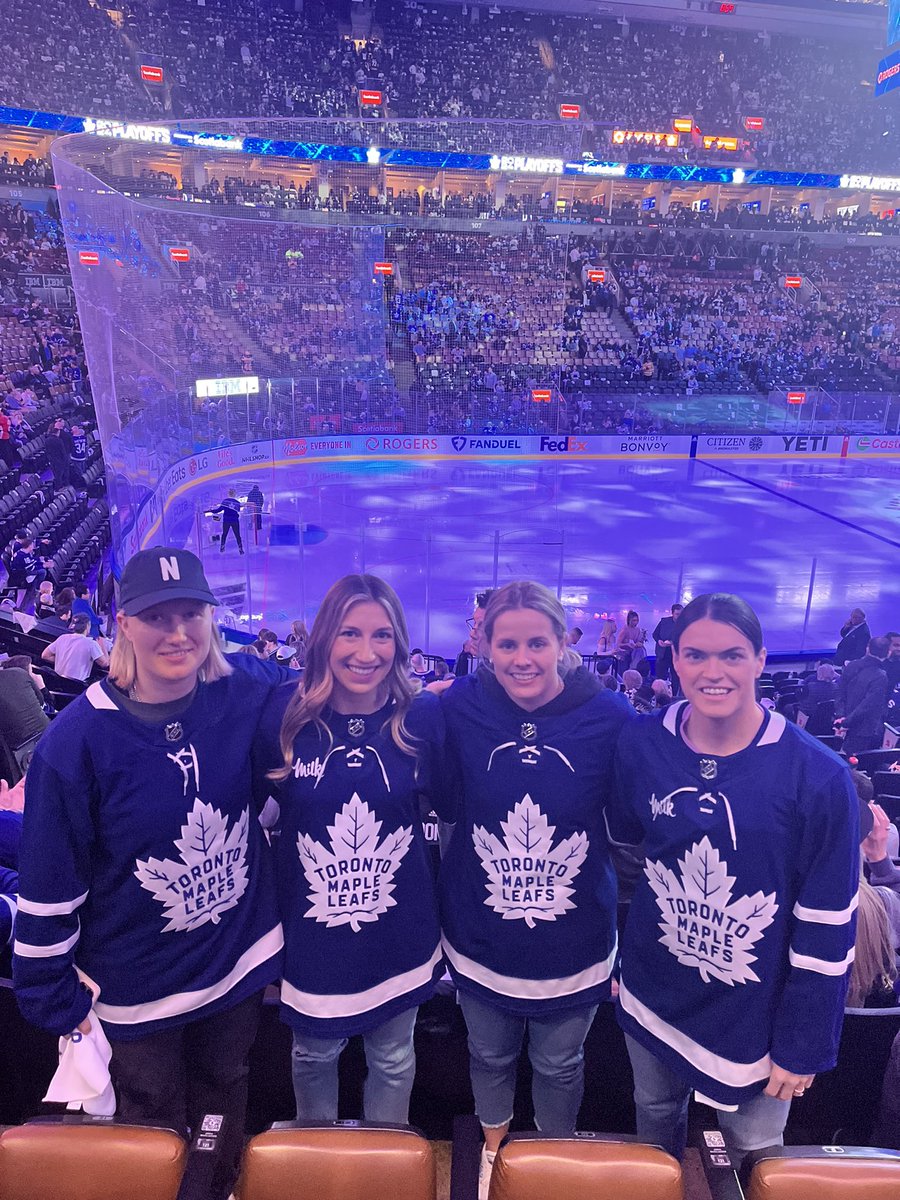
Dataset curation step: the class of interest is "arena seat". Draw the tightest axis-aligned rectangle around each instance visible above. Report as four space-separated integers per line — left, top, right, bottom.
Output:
0 1116 187 1200
238 1121 436 1200
742 1146 900 1200
487 1132 683 1200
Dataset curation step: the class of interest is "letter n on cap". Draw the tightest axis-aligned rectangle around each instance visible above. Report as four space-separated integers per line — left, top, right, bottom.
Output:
160 555 181 582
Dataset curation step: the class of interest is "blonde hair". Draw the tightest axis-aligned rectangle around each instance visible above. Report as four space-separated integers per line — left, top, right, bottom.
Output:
483 581 582 674
271 574 417 781
847 874 898 1007
109 604 232 690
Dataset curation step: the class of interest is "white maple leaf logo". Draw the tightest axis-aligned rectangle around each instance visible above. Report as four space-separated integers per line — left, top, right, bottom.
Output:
134 799 249 933
646 836 778 985
473 795 588 928
297 793 412 932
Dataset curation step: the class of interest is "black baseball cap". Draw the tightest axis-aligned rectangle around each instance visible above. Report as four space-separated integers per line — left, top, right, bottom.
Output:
118 546 217 616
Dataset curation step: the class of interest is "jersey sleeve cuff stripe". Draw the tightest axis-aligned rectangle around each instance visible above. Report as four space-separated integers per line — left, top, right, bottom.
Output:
14 927 80 958
18 890 90 917
792 894 859 925
788 947 855 975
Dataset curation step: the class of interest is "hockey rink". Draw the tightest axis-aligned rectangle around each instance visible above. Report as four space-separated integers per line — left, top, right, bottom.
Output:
160 453 900 656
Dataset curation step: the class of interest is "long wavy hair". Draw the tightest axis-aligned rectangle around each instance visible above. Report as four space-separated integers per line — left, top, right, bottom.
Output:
271 574 417 781
847 873 898 1007
482 581 582 675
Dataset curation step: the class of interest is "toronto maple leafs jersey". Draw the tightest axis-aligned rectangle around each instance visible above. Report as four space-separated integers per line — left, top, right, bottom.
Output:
439 668 634 1015
608 702 860 1107
13 661 284 1040
256 691 445 1037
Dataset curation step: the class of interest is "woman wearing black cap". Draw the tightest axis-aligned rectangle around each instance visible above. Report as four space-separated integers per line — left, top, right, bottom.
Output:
13 547 284 1200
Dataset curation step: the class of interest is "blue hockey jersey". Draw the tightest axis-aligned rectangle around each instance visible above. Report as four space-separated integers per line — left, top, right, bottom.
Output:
608 702 860 1107
440 668 634 1015
13 661 284 1040
256 690 444 1037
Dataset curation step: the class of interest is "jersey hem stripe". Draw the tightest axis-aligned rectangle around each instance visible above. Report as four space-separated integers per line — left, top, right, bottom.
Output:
280 945 442 1018
92 923 283 1024
618 978 772 1087
18 890 90 917
443 936 616 999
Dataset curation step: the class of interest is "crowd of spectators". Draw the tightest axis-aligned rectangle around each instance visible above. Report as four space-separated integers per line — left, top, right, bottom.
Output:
0 0 894 175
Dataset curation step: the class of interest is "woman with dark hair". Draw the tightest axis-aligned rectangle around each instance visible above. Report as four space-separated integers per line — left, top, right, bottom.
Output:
608 592 860 1165
439 580 633 1199
258 574 444 1123
616 610 646 675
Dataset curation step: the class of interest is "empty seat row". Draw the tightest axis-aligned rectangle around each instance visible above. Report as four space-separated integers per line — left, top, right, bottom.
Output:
0 1121 898 1200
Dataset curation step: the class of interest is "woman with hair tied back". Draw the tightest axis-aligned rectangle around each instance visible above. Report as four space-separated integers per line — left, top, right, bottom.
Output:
257 574 445 1124
13 547 284 1200
608 592 861 1168
438 580 634 1200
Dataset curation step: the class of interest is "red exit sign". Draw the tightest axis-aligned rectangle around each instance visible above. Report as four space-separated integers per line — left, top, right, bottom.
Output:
532 389 552 403
784 275 803 289
587 269 606 283
359 89 383 106
140 64 164 84
373 261 393 276
744 116 765 132
78 250 99 266
787 391 807 405
559 103 581 120
169 247 191 263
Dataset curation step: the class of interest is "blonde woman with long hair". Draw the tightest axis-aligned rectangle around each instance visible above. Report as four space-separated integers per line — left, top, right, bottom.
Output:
14 547 284 1200
438 580 634 1199
257 574 446 1123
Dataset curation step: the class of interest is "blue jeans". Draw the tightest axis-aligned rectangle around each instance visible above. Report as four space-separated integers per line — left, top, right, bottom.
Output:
460 992 598 1132
291 1007 418 1123
625 1034 791 1165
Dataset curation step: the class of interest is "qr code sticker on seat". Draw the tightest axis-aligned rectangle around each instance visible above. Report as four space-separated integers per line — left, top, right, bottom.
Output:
201 1115 223 1133
704 1131 726 1148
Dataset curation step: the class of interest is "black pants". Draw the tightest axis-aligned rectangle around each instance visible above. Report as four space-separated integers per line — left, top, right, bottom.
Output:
220 520 243 552
109 991 263 1200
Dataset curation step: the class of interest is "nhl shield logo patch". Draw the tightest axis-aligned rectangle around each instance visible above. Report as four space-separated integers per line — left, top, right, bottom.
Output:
347 718 366 738
699 758 718 780
520 723 537 742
